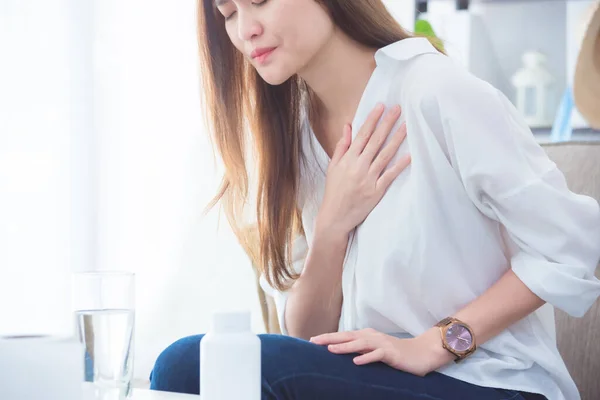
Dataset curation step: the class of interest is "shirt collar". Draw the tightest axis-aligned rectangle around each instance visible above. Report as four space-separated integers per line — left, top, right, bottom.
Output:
374 37 441 66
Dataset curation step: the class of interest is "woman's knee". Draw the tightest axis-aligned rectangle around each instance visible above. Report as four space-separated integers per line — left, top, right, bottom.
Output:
150 334 204 394
258 334 331 380
150 333 314 395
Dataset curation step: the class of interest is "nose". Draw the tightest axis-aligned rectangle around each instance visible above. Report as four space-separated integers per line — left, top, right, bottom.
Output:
237 11 263 41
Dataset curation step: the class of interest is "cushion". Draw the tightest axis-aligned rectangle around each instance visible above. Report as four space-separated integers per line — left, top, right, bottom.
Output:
541 141 600 400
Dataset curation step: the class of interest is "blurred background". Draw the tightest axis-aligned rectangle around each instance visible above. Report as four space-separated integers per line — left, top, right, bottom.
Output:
1 0 598 384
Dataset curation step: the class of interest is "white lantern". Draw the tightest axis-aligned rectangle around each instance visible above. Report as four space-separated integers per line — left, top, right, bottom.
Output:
511 51 555 128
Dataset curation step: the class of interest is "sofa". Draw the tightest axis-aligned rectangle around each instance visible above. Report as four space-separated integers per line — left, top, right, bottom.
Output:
254 141 600 399
543 142 600 400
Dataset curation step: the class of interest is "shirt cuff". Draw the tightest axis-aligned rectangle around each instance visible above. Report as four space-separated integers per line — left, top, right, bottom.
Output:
511 251 600 317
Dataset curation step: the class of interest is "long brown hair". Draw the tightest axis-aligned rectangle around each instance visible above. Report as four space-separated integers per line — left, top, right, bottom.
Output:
198 0 442 291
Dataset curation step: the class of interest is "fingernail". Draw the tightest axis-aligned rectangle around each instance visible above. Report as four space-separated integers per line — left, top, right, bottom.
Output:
376 103 385 112
392 105 401 115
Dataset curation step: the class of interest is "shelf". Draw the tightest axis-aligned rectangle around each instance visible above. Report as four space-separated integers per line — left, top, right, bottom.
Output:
413 0 599 138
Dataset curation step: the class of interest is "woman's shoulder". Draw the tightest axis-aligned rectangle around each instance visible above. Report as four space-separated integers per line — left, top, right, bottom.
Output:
376 38 500 109
399 55 495 105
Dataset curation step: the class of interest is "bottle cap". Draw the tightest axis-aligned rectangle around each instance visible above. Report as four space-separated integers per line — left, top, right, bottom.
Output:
211 311 251 333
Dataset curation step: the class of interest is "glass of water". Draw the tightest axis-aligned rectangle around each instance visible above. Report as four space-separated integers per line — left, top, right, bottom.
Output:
72 271 135 400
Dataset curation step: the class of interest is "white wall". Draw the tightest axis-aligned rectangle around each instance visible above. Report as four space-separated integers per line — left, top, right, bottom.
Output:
0 0 264 380
92 0 263 379
0 0 95 336
383 0 416 31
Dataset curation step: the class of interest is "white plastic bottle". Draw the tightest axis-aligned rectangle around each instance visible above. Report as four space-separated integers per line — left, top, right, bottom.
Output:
200 311 261 400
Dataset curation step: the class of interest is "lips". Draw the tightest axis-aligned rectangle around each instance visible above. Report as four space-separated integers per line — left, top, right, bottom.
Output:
250 47 276 60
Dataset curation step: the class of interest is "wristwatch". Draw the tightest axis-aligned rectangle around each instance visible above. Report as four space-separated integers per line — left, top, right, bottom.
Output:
435 317 477 362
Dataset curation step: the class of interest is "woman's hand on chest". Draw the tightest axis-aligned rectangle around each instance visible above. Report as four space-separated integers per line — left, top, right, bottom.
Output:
316 104 411 237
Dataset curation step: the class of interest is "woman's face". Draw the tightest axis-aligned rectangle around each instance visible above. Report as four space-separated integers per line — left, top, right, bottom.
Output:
216 0 335 85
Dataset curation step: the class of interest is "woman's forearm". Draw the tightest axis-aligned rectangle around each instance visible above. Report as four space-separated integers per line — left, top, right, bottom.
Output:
285 225 349 340
452 268 545 344
422 268 546 368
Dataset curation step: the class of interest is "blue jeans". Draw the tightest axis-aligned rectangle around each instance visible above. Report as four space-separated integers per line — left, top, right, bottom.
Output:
150 334 544 400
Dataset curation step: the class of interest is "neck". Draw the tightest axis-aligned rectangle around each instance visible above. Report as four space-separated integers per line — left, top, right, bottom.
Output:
298 30 377 123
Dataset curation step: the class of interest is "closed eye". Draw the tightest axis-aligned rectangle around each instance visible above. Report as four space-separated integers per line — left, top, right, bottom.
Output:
222 0 269 21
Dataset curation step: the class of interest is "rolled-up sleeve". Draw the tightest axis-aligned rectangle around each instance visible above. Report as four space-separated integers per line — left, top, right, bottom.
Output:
421 62 600 317
259 234 308 335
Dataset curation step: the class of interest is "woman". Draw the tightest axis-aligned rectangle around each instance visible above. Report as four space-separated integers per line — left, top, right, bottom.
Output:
150 1 600 399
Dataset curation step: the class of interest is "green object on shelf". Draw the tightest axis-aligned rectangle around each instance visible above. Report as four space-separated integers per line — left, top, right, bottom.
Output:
415 19 445 52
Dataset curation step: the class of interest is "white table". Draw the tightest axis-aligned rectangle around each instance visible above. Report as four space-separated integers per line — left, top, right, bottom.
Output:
83 384 199 399
130 388 199 399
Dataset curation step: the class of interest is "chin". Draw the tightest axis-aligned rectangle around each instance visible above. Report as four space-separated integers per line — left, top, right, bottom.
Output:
257 68 294 86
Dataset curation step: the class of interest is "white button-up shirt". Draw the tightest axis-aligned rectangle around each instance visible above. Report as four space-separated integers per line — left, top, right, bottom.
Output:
260 37 600 400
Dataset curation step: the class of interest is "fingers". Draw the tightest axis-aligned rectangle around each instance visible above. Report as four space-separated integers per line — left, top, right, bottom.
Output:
327 339 373 355
361 105 402 162
330 123 352 164
310 331 357 345
353 348 386 365
313 330 391 367
347 104 385 156
370 122 408 176
376 153 412 193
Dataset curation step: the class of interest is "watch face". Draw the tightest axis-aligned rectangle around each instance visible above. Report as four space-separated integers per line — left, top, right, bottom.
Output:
446 323 473 352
